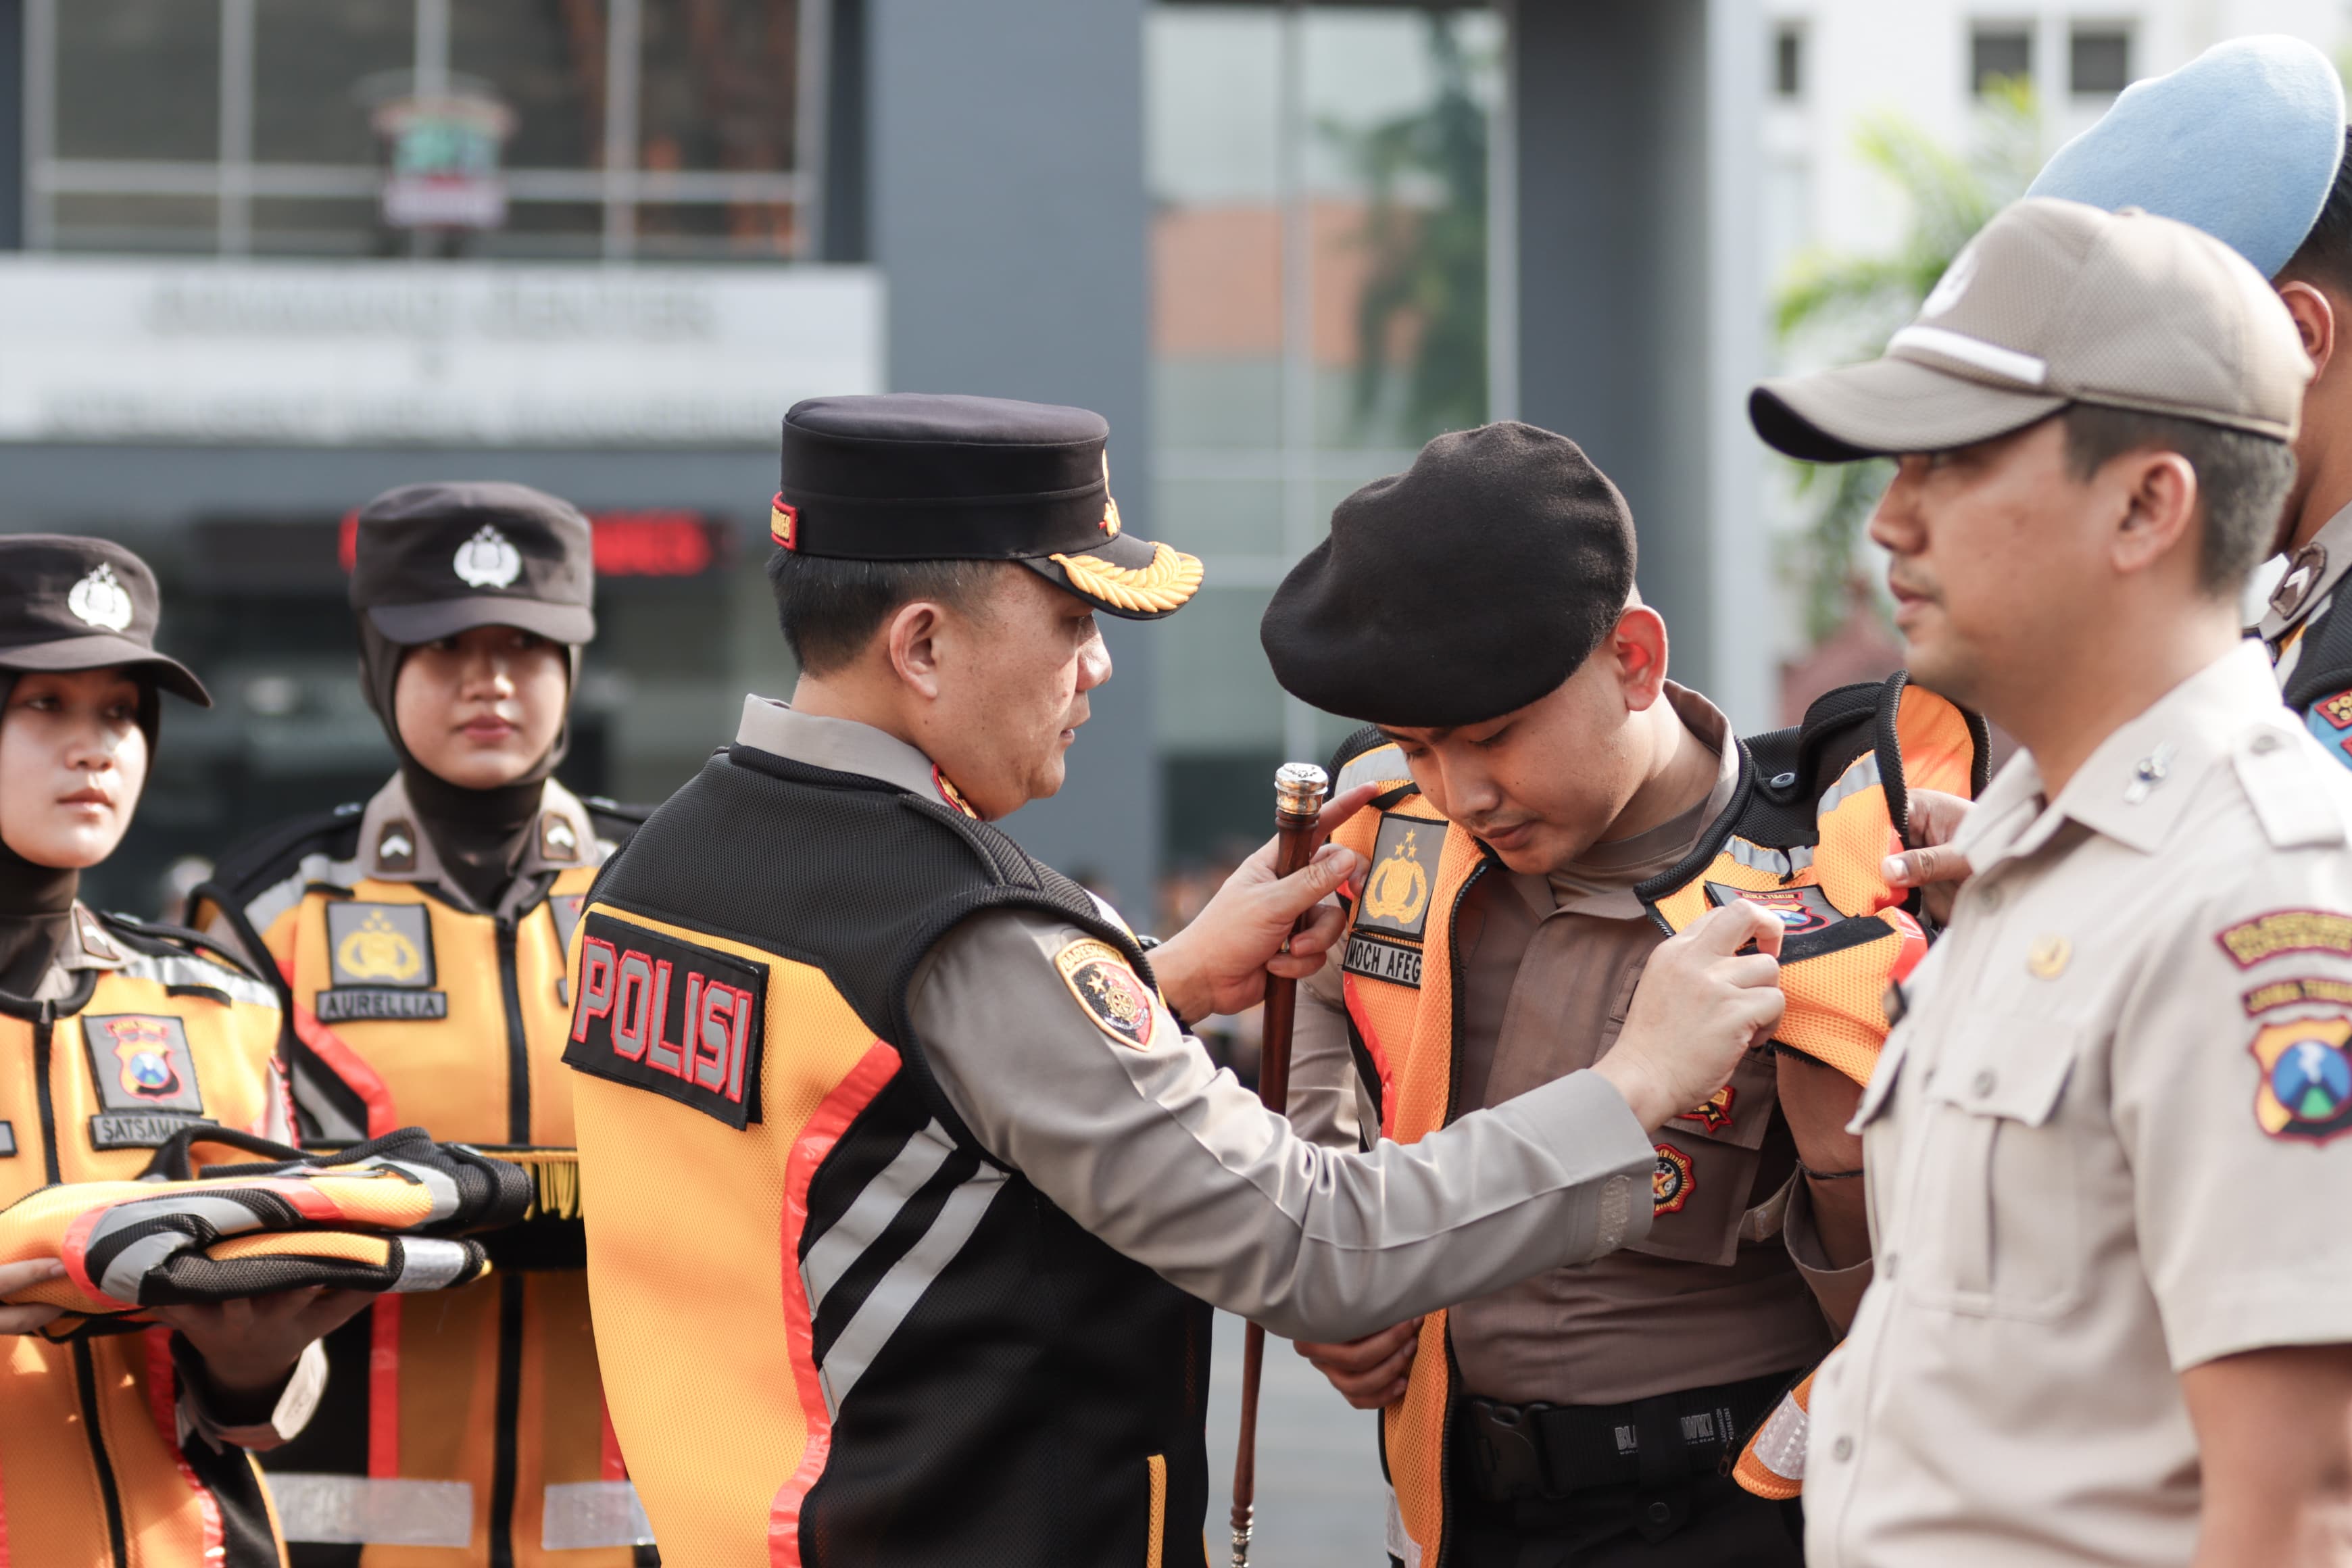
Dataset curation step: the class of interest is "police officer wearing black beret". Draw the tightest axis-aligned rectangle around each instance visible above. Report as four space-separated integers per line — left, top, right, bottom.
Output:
562 393 1785 1564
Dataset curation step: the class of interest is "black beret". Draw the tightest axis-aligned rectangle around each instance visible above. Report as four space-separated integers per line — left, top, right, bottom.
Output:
1261 422 1636 727
0 534 208 704
773 393 1202 619
351 481 597 646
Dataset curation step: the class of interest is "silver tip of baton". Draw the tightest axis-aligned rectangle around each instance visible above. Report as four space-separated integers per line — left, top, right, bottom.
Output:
1274 762 1329 816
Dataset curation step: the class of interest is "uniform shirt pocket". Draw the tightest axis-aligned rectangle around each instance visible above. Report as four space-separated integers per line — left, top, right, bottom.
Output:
1918 1014 2086 1318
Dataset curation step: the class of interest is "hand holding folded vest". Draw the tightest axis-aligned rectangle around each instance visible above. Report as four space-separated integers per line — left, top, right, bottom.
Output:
0 1125 532 1329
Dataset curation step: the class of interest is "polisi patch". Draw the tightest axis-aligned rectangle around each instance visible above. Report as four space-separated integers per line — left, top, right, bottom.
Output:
2249 1015 2352 1143
1357 814 1440 941
1652 1143 1694 1215
83 1014 203 1115
1055 938 1156 1049
564 912 766 1127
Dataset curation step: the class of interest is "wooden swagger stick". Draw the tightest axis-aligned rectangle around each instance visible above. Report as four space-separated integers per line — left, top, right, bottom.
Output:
1231 761 1332 1568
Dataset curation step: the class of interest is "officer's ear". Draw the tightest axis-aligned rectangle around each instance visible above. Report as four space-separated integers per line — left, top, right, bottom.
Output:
1604 604 1671 712
2107 449 2199 585
883 599 950 698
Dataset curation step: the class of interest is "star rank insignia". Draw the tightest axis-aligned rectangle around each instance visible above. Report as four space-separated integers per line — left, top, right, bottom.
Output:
1675 1086 1735 1135
1054 938 1155 1049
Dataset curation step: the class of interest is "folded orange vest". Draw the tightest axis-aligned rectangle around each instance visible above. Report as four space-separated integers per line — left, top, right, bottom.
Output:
1639 673 1988 1085
0 1125 531 1331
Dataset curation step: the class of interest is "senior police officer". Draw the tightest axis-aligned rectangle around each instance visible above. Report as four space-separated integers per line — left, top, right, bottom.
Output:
1750 197 2352 1566
562 393 1792 1567
1258 425 1987 1566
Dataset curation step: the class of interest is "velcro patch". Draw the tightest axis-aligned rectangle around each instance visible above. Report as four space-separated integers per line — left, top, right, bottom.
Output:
326 903 436 989
2217 909 2352 968
89 1110 214 1151
83 1014 204 1115
1055 939 1156 1049
1704 881 1842 937
1356 815 1439 940
1342 931 1423 988
562 913 766 1128
317 988 449 1024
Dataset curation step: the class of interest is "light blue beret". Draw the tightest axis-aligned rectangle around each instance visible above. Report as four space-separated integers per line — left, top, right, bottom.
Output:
2026 36 2347 277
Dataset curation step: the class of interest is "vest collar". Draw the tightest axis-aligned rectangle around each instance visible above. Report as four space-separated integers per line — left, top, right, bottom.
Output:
353 773 598 894
735 695 980 817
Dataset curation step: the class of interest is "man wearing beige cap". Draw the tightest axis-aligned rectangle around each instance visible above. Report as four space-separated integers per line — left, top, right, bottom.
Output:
1751 197 2352 1566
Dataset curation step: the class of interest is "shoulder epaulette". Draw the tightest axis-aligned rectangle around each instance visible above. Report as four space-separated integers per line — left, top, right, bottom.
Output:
202 805 365 900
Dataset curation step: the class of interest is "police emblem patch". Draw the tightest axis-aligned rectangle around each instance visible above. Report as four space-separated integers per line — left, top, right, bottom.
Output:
320 902 447 1022
1358 814 1439 941
1675 1087 1735 1135
452 524 522 589
1055 938 1156 1049
1704 881 1841 937
66 563 134 633
82 1014 203 1115
2249 1016 2352 1143
1652 1143 1695 1215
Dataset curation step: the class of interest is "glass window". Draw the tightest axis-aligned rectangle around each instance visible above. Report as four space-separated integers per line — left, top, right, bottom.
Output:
451 3 604 170
639 0 803 172
1774 25 1803 99
1971 28 2031 96
55 0 220 162
2071 29 2130 95
254 0 414 164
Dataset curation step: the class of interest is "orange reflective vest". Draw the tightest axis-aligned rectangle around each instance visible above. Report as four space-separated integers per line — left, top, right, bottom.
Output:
0 908 295 1568
192 778 647 1565
1325 676 1985 1564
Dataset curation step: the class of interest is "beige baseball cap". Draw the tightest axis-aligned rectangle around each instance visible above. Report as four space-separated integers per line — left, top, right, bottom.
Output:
1751 197 2312 462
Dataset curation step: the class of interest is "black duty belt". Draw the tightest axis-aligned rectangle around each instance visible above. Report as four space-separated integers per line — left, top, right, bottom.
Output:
1461 1369 1798 1503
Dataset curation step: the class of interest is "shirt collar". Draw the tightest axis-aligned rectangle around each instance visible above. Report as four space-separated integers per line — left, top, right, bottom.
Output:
734 695 978 816
1957 641 2279 870
353 773 599 890
2257 496 2352 639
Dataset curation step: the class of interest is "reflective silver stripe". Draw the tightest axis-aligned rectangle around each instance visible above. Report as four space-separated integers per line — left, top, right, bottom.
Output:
91 1193 272 1302
239 854 362 945
1747 1389 1810 1484
1817 752 1882 818
1336 743 1408 798
541 1481 656 1549
268 1475 472 1546
389 1238 473 1293
112 948 279 1008
816 1164 1007 1419
798 1121 957 1315
1723 837 1813 876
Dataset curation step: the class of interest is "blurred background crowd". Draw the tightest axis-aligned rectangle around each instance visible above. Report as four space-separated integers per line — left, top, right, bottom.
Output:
0 0 2338 994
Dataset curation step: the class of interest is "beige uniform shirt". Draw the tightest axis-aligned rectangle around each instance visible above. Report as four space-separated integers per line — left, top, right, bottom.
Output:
737 697 1662 1342
1807 643 2352 1568
1293 687 1858 1404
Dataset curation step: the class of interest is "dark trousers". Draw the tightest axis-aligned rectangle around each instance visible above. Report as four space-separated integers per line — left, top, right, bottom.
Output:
1447 1452 1805 1568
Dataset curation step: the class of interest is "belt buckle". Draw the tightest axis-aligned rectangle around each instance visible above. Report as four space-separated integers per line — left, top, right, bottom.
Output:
1466 1398 1550 1502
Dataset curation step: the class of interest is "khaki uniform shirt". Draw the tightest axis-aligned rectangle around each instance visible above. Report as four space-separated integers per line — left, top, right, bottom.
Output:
1294 686 1859 1404
737 697 1661 1342
1807 643 2352 1568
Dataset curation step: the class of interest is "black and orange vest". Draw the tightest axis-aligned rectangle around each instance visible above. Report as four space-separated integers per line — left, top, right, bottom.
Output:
0 909 295 1568
1325 675 1985 1567
191 782 646 1567
2276 594 2352 773
565 743 1211 1567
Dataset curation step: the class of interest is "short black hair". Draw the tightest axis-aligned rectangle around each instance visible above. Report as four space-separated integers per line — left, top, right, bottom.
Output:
2281 128 2352 293
2059 403 2297 593
766 550 999 676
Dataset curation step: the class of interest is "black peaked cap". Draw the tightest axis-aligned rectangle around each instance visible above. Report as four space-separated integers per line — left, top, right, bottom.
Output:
774 393 1202 619
351 481 597 646
1262 422 1637 727
0 535 209 704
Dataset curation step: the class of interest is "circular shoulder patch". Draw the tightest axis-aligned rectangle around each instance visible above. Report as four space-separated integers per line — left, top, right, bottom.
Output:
1652 1142 1695 1215
1054 938 1156 1050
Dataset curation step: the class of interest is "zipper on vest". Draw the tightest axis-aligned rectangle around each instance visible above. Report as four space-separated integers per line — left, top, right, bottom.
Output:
73 1340 130 1567
487 1273 525 1568
34 1000 61 1184
1431 860 1488 1568
495 921 531 1144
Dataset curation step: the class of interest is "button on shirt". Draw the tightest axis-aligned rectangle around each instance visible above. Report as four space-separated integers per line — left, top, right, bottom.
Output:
1806 643 2352 1568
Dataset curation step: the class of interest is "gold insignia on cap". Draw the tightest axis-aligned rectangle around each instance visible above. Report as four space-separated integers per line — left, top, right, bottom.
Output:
769 493 798 550
2027 934 2071 980
1100 454 1121 537
1048 542 1202 614
1054 937 1157 1049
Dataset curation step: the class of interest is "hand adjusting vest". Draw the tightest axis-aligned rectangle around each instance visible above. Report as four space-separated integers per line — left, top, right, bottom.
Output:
565 742 1211 1568
0 908 295 1568
0 1126 528 1330
189 778 648 1565
1323 674 1986 1567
